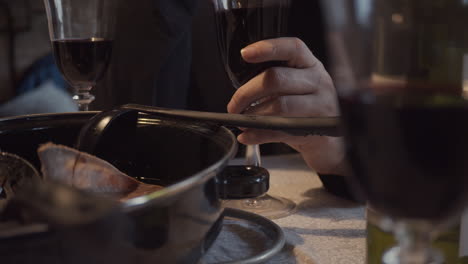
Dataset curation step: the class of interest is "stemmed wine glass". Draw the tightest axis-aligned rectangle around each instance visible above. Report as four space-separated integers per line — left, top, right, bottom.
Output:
213 0 296 219
322 0 468 263
43 0 117 111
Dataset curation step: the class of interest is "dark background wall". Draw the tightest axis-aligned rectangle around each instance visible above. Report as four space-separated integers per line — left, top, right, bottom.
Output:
0 0 50 103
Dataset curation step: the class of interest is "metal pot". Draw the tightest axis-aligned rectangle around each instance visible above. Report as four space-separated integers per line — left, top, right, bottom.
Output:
0 112 238 264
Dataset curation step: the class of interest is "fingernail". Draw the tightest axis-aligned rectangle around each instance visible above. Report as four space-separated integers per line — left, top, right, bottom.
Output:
241 46 256 59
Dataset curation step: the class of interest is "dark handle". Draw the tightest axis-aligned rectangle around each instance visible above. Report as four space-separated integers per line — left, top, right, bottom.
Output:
121 104 342 137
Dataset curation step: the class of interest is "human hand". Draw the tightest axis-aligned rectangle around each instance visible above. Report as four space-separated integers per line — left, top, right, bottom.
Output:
227 37 349 176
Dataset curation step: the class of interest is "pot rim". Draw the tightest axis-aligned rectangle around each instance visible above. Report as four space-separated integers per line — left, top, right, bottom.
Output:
0 111 100 122
0 111 239 211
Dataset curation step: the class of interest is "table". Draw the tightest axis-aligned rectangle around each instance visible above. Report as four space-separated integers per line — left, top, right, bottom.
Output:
203 154 366 264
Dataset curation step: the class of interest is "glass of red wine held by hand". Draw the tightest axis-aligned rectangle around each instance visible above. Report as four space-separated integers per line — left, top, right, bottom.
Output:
213 0 296 219
323 1 468 263
44 0 116 111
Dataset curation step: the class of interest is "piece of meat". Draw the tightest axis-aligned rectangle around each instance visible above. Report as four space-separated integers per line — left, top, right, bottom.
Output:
38 143 163 200
123 184 162 200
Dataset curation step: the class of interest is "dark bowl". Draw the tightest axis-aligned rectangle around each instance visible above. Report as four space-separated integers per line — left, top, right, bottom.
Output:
0 112 237 264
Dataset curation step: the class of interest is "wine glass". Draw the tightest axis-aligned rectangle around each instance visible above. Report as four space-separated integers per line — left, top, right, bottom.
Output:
213 0 296 219
322 0 468 263
43 0 117 111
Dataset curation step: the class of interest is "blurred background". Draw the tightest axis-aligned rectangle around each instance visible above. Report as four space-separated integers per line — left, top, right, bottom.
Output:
0 0 328 154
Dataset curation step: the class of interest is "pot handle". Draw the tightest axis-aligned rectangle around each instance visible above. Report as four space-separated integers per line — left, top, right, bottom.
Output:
121 104 342 137
211 208 286 264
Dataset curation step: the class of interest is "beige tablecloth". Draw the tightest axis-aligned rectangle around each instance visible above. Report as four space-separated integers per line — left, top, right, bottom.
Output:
203 154 366 264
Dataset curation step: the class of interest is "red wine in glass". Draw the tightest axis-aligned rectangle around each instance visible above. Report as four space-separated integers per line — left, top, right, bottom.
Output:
215 5 290 88
44 0 117 111
53 38 113 90
340 89 468 221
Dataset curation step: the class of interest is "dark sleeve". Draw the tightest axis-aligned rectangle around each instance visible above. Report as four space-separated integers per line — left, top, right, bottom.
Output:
317 173 363 203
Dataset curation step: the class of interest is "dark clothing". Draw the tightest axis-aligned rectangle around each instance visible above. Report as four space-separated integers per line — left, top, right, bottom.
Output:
93 0 199 110
93 0 352 201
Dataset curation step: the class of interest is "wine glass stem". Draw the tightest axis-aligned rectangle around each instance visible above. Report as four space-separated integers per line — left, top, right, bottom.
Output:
73 87 95 111
246 144 262 167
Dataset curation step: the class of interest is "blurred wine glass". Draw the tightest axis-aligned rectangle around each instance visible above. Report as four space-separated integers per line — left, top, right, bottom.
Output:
322 0 468 263
43 0 117 111
213 0 296 219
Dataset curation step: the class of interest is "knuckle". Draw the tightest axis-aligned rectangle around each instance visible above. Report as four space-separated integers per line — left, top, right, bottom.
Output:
268 41 279 56
291 38 306 65
317 93 340 116
263 67 285 88
278 96 290 114
292 37 306 51
318 70 336 94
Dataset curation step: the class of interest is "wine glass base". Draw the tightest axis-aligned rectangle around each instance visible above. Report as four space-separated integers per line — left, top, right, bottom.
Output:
383 246 444 264
222 194 297 220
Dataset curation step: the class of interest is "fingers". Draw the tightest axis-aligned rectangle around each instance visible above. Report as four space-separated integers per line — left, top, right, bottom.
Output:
237 129 290 145
242 94 339 117
228 66 333 114
227 67 321 114
228 37 331 114
237 129 325 146
241 37 320 69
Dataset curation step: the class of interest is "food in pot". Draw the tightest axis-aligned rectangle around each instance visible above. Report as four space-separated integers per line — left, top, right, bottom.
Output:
38 143 163 200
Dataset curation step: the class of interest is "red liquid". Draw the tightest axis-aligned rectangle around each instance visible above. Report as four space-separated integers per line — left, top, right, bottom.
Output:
340 91 468 220
215 6 290 88
53 38 113 88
